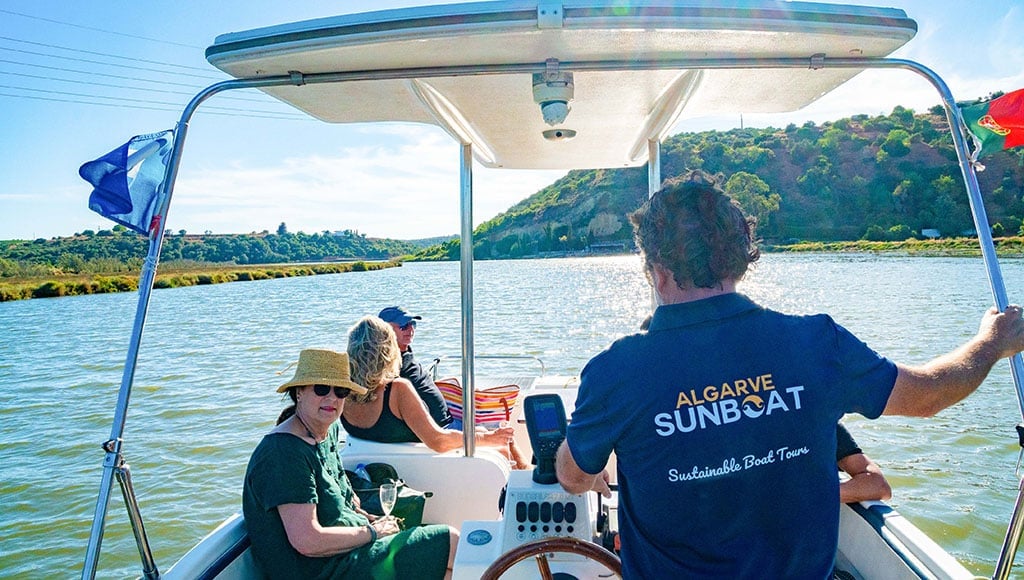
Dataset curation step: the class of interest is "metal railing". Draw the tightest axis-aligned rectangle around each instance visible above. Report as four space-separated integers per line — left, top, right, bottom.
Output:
427 355 547 380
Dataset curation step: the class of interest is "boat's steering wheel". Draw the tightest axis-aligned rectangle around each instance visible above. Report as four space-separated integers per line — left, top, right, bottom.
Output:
480 537 621 580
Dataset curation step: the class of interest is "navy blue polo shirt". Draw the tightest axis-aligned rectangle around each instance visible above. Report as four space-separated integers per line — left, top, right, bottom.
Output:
566 293 896 578
401 347 454 428
836 423 863 461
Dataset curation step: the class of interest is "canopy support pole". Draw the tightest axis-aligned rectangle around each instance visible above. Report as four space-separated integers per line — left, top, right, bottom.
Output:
647 139 661 198
647 139 661 310
998 477 1024 579
878 58 1024 580
459 141 478 455
807 57 1024 575
912 64 1024 580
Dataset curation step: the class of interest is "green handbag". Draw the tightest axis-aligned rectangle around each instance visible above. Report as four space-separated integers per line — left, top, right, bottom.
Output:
345 462 431 529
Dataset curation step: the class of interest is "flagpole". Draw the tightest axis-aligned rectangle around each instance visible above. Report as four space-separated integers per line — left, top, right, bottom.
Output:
80 189 166 580
80 130 186 579
811 57 1024 578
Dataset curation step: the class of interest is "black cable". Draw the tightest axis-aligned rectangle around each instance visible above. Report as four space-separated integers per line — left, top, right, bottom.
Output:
0 83 306 117
0 69 283 104
0 8 204 50
0 46 223 80
0 91 314 121
0 34 214 72
0 58 215 88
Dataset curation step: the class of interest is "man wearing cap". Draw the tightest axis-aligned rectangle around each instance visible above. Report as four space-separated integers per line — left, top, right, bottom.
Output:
378 306 454 428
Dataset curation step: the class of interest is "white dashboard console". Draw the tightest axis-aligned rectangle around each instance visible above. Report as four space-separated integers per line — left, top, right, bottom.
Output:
453 470 599 579
500 469 594 552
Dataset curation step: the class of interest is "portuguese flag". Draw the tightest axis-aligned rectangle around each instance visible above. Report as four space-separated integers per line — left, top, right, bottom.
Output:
960 88 1024 158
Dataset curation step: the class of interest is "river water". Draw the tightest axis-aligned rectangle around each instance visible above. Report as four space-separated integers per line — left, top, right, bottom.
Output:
2 254 1023 577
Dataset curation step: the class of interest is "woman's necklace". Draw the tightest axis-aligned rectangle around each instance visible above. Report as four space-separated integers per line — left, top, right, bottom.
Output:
294 411 325 444
294 410 336 475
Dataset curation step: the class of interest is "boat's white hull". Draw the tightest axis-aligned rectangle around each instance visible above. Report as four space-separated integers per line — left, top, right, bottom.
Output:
164 493 975 579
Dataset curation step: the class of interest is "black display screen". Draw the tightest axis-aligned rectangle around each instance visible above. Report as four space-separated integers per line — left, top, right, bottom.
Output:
533 400 564 439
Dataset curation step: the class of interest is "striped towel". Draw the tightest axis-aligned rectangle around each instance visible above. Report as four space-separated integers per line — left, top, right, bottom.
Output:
435 377 520 426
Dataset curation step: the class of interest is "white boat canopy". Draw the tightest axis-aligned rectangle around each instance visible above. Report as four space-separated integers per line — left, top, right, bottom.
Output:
205 0 916 170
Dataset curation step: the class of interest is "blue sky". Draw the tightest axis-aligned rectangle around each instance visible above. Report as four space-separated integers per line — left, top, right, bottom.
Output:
1 1 1022 241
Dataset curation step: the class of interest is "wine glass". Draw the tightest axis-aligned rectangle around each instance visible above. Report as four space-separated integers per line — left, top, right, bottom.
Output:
499 420 516 469
379 482 397 518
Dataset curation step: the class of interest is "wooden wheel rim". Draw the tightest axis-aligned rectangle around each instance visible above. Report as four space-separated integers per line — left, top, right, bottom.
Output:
480 537 621 580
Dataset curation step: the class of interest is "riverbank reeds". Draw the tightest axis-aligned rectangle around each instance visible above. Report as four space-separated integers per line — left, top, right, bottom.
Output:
0 260 400 302
763 236 1024 256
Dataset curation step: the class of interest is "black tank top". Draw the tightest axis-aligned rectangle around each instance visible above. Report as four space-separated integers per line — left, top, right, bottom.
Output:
341 383 420 443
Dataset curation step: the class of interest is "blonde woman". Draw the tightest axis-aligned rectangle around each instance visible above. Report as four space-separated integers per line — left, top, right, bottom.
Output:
341 316 527 467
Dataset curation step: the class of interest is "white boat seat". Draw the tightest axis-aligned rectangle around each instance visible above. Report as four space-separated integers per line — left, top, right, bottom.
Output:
342 435 511 530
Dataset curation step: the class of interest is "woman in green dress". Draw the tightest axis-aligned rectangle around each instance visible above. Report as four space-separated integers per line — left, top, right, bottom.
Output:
242 348 457 579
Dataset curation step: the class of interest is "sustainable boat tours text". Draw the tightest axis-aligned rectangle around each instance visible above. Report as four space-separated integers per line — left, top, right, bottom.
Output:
668 445 811 482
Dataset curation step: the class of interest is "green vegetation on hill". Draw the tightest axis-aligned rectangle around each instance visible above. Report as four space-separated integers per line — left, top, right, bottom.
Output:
414 104 1024 260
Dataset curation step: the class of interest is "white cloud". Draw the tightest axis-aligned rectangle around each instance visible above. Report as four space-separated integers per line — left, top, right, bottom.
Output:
168 126 564 239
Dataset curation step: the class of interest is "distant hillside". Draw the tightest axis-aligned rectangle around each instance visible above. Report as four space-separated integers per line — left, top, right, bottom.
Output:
414 104 1024 260
406 234 458 248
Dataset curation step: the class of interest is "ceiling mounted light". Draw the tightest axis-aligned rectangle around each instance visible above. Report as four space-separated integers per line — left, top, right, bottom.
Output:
542 128 576 141
533 59 574 126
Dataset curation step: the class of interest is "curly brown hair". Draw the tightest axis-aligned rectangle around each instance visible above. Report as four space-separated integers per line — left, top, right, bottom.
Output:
629 170 759 289
346 316 401 404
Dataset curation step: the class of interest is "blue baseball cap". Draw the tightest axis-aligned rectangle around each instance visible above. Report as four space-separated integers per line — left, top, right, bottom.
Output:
378 306 422 326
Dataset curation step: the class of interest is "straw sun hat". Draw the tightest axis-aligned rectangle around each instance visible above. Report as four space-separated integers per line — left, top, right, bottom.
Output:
277 349 367 394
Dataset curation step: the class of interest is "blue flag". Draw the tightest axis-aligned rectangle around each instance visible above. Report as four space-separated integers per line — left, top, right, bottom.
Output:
79 130 174 235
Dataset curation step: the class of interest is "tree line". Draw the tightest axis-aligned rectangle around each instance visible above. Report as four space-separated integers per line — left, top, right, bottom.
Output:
0 224 418 278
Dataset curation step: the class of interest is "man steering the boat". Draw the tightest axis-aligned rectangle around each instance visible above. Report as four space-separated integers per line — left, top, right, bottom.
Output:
379 305 455 428
555 170 1024 578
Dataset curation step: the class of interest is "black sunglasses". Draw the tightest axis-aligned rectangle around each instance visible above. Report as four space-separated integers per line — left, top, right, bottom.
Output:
312 384 352 398
400 320 417 330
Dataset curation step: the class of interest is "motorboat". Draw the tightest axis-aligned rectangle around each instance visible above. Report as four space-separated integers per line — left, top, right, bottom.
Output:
80 1 1024 578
